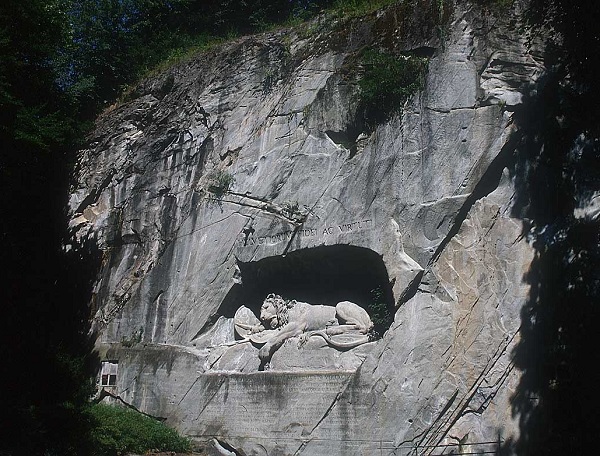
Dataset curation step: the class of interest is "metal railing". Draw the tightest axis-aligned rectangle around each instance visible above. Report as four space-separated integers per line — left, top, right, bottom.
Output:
202 434 503 455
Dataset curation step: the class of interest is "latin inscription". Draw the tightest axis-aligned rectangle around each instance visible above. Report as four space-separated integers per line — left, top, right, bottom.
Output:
238 219 373 247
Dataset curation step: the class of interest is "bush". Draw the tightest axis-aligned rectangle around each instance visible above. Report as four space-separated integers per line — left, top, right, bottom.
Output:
367 286 394 338
207 170 235 198
90 403 191 456
359 49 428 126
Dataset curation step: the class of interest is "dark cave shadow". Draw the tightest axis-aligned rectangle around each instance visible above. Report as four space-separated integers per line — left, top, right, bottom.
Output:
217 245 396 336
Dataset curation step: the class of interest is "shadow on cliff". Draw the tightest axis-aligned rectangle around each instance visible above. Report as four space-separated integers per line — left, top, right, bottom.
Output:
503 32 600 454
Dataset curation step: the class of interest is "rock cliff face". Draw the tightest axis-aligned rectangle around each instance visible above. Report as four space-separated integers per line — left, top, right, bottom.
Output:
70 1 545 454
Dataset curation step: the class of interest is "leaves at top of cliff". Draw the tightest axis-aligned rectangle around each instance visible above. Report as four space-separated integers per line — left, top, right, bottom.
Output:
0 0 75 151
358 49 427 127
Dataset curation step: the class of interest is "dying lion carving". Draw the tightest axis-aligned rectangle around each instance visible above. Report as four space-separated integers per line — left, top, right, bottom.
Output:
235 293 373 363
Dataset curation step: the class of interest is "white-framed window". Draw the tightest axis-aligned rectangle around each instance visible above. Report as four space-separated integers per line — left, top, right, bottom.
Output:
100 360 118 387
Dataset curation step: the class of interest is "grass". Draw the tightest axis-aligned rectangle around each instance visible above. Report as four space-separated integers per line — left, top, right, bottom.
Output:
135 1 402 82
118 0 418 106
142 34 229 79
477 0 514 8
111 33 229 107
330 0 399 17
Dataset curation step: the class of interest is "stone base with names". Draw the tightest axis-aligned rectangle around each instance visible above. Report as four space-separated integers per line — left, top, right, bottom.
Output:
184 371 380 455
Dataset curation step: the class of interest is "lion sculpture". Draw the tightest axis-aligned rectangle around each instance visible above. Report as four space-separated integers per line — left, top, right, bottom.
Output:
234 293 374 364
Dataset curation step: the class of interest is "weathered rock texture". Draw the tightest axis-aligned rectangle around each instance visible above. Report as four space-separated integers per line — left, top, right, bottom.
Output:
70 1 545 454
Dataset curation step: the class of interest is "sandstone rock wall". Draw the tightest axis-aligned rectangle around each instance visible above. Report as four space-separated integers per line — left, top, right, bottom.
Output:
71 2 544 454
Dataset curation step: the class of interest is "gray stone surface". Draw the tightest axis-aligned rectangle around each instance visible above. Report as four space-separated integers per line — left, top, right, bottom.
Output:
71 2 545 454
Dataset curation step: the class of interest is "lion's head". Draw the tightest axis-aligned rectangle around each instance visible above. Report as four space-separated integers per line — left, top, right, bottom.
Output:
260 294 296 328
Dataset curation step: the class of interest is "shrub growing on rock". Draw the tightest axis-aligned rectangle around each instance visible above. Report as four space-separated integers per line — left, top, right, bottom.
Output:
207 170 235 199
359 49 428 126
90 403 191 456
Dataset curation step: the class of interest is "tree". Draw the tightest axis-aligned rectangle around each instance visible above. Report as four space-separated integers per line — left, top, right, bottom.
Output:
1 1 100 454
506 0 600 453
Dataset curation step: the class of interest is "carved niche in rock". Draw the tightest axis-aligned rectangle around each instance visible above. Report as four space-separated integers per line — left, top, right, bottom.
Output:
234 293 374 364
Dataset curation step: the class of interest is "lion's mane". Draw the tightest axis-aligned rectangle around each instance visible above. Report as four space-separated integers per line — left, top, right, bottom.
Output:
264 293 296 327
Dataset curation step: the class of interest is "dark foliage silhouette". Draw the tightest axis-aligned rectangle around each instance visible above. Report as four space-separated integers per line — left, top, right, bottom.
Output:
506 0 600 453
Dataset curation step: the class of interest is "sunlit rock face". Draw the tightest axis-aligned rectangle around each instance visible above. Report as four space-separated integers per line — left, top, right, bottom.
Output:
70 1 544 454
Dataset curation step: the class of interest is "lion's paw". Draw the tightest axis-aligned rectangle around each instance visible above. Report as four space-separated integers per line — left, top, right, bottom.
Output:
297 333 310 348
258 345 271 361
